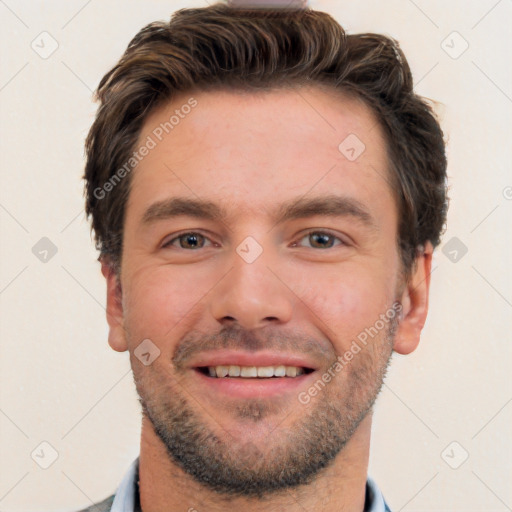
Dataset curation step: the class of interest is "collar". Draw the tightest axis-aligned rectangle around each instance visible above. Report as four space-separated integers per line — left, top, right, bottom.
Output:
111 457 391 511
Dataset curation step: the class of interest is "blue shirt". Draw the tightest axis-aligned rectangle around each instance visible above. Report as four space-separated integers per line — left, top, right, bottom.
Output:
111 457 391 511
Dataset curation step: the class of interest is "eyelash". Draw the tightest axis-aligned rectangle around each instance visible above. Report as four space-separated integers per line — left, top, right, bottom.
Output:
162 230 347 250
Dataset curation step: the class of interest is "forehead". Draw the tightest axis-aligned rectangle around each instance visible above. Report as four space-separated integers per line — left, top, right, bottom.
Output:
127 85 394 225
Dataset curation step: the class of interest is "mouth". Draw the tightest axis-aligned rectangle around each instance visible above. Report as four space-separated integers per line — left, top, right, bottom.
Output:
188 351 320 399
196 365 315 378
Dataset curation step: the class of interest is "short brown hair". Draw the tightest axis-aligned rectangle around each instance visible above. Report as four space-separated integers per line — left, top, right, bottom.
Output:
83 3 447 276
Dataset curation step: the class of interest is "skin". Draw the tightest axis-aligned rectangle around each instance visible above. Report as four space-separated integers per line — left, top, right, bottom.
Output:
101 85 433 511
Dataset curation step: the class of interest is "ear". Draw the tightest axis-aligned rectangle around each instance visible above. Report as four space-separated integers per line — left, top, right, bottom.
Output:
393 242 434 355
100 257 128 352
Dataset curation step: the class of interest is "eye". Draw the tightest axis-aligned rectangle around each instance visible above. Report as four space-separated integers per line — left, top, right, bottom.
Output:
293 230 346 249
162 232 214 250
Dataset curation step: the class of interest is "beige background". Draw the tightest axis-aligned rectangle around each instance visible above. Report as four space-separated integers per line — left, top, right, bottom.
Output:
1 0 511 510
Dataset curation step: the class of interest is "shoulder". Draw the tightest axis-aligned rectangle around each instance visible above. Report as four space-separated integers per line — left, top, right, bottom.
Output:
74 494 115 512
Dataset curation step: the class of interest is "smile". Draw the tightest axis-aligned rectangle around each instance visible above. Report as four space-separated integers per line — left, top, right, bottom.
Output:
198 365 315 378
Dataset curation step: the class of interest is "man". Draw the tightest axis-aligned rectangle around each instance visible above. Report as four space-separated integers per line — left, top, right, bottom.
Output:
80 1 447 510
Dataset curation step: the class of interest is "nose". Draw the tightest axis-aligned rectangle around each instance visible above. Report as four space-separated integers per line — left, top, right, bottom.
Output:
209 250 294 330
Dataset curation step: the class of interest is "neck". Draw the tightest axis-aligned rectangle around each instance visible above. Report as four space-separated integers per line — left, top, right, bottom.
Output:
138 412 372 512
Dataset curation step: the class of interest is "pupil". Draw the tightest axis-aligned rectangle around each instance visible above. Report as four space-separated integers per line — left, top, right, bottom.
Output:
311 233 332 248
182 234 202 249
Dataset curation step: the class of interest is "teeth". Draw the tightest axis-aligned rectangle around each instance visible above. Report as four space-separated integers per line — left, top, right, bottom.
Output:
240 366 257 377
257 366 274 377
228 365 240 377
216 365 229 378
205 365 307 378
274 365 286 377
286 366 297 377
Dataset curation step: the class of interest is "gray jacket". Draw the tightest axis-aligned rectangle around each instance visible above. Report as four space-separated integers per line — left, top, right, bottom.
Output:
76 495 115 512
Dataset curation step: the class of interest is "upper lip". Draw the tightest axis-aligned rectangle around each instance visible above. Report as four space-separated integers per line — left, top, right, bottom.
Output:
189 350 319 370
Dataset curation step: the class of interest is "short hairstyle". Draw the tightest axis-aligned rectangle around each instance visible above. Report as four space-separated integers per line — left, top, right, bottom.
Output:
83 3 448 277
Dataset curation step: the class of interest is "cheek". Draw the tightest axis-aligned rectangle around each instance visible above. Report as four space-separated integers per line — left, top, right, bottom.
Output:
123 266 217 347
299 265 395 347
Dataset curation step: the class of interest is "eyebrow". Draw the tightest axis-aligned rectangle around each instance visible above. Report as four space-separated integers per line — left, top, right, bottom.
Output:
140 194 377 230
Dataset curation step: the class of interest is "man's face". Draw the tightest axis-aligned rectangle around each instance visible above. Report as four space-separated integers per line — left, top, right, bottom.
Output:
107 86 412 496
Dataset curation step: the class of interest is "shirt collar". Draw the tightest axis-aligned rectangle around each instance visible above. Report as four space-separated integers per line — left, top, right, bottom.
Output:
110 457 139 512
111 457 391 512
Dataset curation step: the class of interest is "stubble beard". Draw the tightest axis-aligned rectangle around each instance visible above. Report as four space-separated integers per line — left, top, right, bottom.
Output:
132 320 396 499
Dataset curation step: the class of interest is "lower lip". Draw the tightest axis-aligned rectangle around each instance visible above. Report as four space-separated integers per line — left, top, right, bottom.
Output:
193 369 316 399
